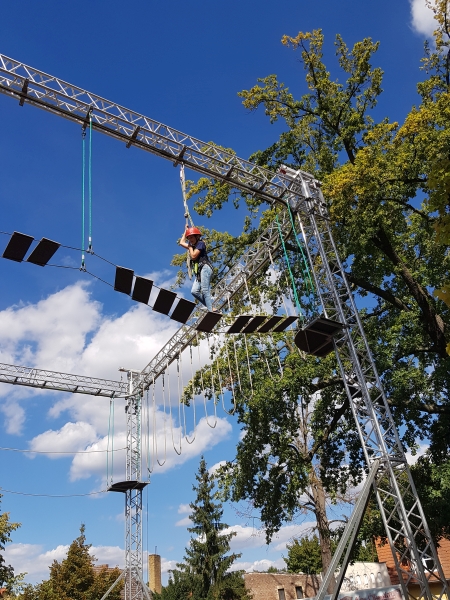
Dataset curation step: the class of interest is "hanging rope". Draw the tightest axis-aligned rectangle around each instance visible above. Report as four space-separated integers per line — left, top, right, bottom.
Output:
156 373 167 466
275 215 303 320
286 202 314 293
81 128 86 270
167 359 182 455
182 345 197 444
195 333 217 429
180 165 194 228
88 113 93 253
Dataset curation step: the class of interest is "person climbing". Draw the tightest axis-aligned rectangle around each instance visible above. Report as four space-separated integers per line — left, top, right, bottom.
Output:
179 226 214 312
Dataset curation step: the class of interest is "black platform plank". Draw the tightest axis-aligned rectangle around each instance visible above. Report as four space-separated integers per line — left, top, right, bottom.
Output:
294 317 343 357
196 311 223 332
240 316 268 334
114 266 134 295
227 316 252 334
132 276 153 304
272 316 298 332
27 238 60 266
153 288 177 315
171 298 196 323
108 480 149 493
2 232 34 262
257 316 284 333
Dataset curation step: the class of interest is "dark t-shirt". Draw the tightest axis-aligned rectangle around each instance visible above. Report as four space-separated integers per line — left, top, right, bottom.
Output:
192 240 207 262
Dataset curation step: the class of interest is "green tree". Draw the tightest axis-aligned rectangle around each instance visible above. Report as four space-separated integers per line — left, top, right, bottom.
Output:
163 457 250 600
19 525 122 600
0 494 22 593
284 536 323 575
175 2 450 576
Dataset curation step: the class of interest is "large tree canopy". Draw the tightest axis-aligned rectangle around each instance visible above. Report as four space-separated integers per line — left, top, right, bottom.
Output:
173 1 450 571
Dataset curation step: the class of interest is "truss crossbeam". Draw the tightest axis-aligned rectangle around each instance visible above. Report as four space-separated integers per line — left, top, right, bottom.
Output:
0 54 320 213
0 362 128 397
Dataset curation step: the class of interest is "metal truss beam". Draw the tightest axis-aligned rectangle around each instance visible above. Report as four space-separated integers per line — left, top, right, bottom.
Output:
290 176 449 600
0 362 128 397
0 54 321 213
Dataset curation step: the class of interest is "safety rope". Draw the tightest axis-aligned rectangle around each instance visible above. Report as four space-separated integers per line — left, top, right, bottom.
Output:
286 202 314 293
106 399 113 485
180 165 194 228
275 215 303 320
81 129 86 270
167 359 182 454
157 373 167 466
88 114 93 252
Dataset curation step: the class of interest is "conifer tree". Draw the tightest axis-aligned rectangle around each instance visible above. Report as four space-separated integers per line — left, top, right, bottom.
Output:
163 457 249 600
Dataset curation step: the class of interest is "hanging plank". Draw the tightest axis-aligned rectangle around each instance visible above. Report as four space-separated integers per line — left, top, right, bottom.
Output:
153 288 177 315
27 238 60 266
114 266 134 295
2 232 34 262
227 316 252 334
196 311 223 333
132 276 153 304
240 316 268 334
294 317 343 357
257 316 284 333
272 316 298 332
170 298 196 324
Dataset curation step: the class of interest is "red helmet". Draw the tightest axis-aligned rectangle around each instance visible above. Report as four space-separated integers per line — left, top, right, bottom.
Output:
186 227 202 237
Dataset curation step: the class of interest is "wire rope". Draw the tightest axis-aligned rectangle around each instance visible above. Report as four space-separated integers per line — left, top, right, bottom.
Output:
111 399 115 482
106 400 113 485
0 488 107 498
0 446 125 454
195 333 217 429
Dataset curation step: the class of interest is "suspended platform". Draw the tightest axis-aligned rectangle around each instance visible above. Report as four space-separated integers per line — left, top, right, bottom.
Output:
294 317 343 357
107 481 149 493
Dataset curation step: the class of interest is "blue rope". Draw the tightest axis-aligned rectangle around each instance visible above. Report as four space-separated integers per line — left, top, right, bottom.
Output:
276 215 303 320
81 130 86 270
88 114 93 252
286 202 315 293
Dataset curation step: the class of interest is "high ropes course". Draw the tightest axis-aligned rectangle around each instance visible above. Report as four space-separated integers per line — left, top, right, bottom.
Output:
0 54 448 600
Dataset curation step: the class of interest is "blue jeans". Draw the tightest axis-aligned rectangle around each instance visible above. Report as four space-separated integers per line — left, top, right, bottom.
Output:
191 264 213 311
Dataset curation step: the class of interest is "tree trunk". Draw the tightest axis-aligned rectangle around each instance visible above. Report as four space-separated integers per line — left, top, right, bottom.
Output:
310 469 336 593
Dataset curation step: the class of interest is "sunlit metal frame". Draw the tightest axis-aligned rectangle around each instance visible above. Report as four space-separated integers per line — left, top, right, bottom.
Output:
0 53 447 600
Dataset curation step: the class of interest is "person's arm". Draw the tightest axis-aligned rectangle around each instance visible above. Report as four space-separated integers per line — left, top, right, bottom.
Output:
179 231 200 259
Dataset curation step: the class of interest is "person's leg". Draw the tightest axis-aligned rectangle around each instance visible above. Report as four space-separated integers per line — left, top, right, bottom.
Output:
200 265 213 311
191 277 206 307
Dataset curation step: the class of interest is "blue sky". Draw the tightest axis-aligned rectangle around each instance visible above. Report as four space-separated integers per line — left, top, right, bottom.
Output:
0 0 435 586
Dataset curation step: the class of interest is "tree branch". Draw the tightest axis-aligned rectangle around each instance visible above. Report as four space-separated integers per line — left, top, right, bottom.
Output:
344 271 412 312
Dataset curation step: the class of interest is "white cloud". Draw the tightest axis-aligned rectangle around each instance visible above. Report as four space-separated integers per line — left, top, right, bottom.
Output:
177 503 191 514
209 460 226 475
410 0 437 37
405 443 429 464
4 543 69 581
230 558 286 573
224 521 317 553
91 545 123 568
29 422 99 457
161 558 178 574
175 516 192 527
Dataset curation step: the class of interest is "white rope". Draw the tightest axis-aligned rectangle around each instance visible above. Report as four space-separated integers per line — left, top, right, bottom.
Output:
196 332 217 428
168 359 182 455
145 387 153 475
154 375 167 467
181 346 196 444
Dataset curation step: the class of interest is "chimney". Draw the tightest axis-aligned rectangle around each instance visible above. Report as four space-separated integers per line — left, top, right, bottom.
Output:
149 554 162 594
